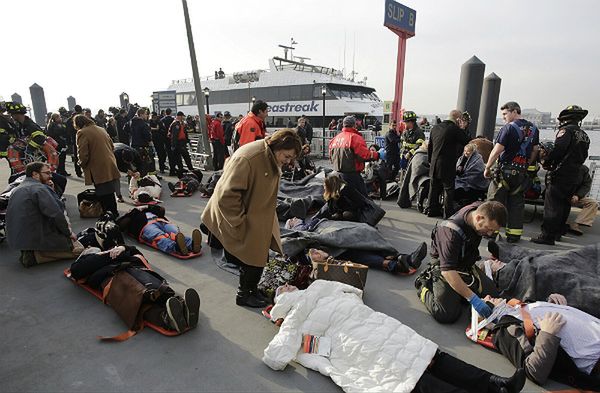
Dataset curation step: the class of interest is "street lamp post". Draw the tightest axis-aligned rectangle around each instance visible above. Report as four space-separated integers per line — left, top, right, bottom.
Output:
204 87 210 115
251 96 256 105
321 86 327 159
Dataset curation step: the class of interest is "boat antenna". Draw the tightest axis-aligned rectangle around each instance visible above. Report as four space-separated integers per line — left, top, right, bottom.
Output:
343 31 346 76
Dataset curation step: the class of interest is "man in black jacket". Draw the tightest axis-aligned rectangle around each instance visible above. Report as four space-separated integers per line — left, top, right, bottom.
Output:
161 108 177 176
169 111 195 174
130 108 155 175
65 105 83 177
222 111 233 157
385 120 401 180
426 109 471 218
150 112 168 173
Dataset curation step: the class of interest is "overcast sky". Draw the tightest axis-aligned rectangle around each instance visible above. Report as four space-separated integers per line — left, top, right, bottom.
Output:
2 0 599 119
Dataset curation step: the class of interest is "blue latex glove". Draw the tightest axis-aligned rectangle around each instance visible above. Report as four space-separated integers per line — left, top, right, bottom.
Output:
468 294 493 318
378 147 386 161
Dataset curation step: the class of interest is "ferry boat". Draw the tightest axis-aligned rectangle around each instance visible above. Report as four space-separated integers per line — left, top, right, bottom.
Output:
152 44 384 134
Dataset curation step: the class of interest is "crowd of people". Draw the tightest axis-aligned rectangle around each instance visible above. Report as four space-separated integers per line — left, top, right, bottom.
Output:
1 95 598 392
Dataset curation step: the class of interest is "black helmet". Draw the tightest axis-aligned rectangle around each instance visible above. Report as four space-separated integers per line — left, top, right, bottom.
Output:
6 102 27 114
539 139 554 153
461 111 472 123
402 111 417 122
558 105 588 123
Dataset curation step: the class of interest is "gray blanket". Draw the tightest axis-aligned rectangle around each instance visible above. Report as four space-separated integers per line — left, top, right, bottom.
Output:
276 171 328 220
496 242 600 318
398 150 429 208
280 219 398 258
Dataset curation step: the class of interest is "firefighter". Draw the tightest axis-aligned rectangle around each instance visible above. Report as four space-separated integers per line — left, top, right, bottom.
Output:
484 101 539 243
531 105 590 245
399 111 425 170
0 101 18 161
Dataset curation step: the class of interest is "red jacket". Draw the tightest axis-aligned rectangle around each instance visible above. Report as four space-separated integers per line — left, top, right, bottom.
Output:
209 118 225 144
329 127 378 173
235 113 266 146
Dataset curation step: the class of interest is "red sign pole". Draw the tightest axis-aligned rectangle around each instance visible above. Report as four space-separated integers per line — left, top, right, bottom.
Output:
392 32 407 127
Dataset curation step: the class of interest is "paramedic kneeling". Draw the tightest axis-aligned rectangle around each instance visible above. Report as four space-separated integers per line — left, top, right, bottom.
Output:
415 201 506 323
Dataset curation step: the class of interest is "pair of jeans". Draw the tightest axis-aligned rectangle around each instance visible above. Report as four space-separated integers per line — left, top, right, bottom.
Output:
141 221 191 253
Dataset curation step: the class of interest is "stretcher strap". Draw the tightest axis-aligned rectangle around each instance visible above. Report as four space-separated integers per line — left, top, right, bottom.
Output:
507 298 535 342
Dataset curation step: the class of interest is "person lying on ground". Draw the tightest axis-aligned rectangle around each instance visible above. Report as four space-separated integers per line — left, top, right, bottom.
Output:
167 169 204 197
484 295 600 391
6 162 83 267
70 245 200 334
76 213 125 251
286 216 427 274
455 143 489 208
129 173 161 203
263 280 526 393
482 240 600 318
116 205 201 256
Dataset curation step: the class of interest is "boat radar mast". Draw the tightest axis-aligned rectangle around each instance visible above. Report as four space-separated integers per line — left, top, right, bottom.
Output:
277 38 298 60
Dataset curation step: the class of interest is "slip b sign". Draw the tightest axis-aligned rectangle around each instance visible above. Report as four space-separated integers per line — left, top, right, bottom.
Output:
384 0 416 36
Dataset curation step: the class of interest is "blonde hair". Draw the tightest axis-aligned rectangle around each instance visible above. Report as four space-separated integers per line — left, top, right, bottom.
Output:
323 174 344 201
464 143 478 154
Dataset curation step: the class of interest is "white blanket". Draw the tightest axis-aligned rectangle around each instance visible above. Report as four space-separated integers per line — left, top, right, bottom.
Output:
263 280 438 393
129 175 161 201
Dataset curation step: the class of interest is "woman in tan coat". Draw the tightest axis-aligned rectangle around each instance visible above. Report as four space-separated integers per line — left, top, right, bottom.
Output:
75 115 121 215
202 129 302 307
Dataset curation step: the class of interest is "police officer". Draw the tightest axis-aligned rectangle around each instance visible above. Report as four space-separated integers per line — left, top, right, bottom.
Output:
415 201 506 324
531 105 590 245
484 101 539 243
399 111 425 170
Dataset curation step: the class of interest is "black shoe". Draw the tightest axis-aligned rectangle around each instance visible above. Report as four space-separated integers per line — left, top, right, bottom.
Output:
156 175 163 181
506 235 520 243
167 182 176 193
531 234 555 246
191 229 202 254
236 292 268 308
426 210 442 218
407 242 427 269
487 240 500 259
393 256 411 274
183 288 200 329
175 232 189 255
166 297 187 333
489 368 526 393
20 251 37 268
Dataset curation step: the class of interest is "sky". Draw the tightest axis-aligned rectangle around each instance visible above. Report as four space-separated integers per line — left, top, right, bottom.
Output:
2 0 599 119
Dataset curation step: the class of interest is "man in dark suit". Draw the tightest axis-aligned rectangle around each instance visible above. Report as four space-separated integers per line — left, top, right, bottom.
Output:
426 109 471 218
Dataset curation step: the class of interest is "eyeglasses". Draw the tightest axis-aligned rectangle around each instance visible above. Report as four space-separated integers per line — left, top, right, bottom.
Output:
40 171 52 175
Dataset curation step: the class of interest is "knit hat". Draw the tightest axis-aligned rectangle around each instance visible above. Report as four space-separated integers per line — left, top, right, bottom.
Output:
342 116 356 127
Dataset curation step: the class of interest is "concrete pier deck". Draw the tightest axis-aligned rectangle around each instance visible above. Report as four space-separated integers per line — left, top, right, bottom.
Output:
1 158 594 392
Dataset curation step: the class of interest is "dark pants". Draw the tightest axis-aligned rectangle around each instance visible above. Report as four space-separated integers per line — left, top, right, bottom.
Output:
487 168 527 239
153 136 168 172
202 225 264 296
413 351 492 393
416 263 499 324
340 172 368 197
57 150 68 175
71 148 82 176
427 177 455 218
211 140 225 171
95 179 119 217
339 249 387 270
172 145 194 173
387 155 401 181
541 180 578 239
134 146 156 174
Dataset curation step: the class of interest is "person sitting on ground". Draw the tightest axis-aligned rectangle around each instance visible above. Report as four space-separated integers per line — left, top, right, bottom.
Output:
116 205 202 256
313 173 367 222
167 169 204 196
70 245 200 335
6 162 84 267
364 144 391 199
397 141 430 210
263 280 526 393
567 164 598 236
455 143 489 208
295 144 316 178
484 295 600 391
129 172 162 204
